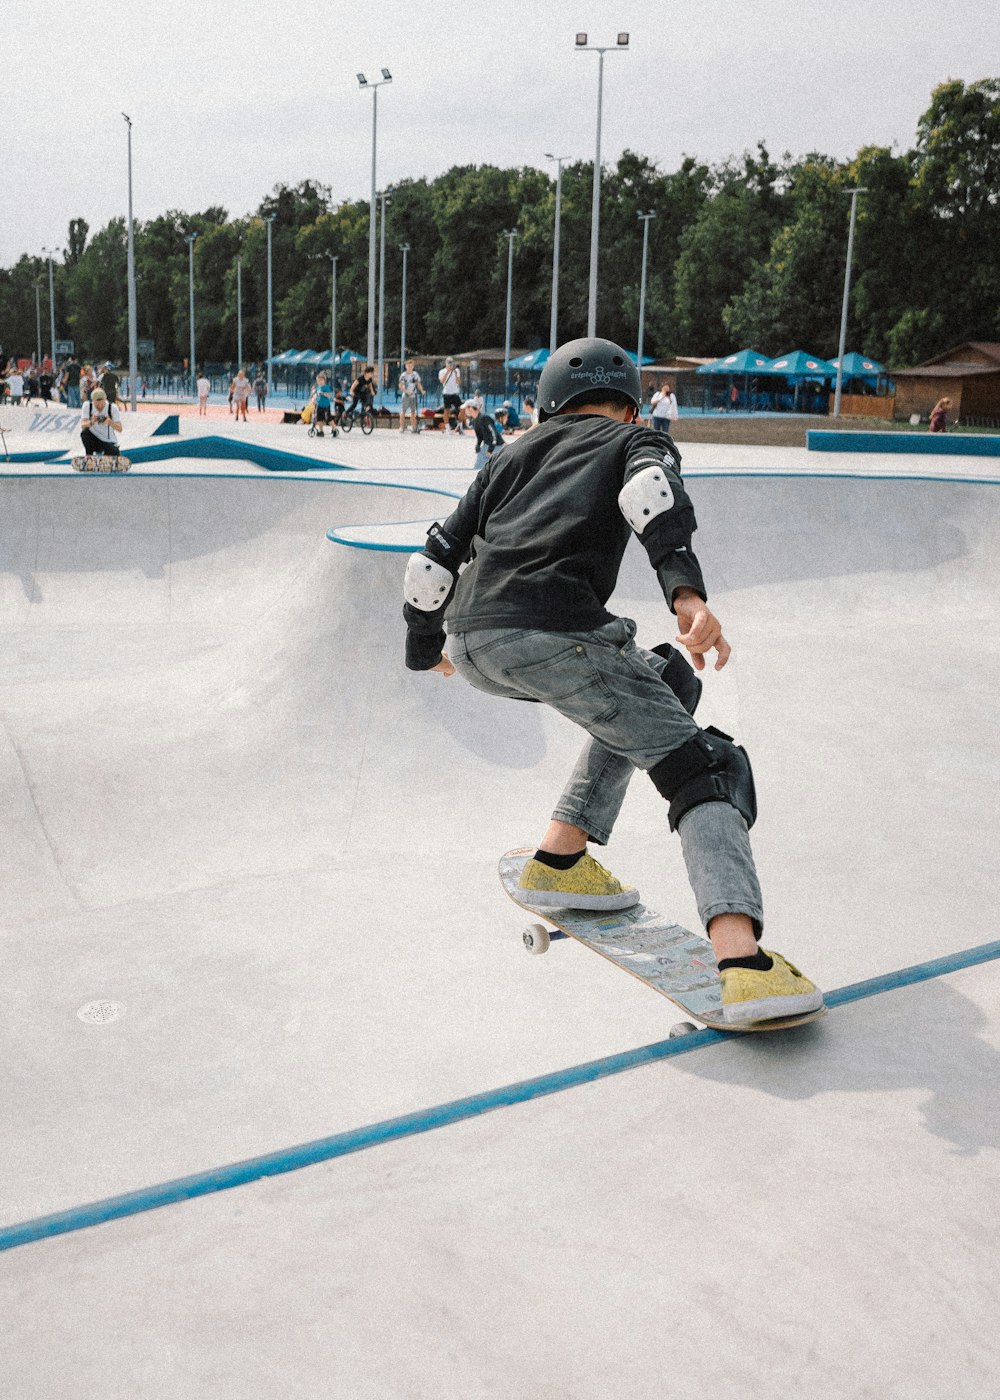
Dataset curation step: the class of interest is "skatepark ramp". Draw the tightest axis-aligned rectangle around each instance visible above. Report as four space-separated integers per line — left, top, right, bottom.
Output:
2 465 999 1397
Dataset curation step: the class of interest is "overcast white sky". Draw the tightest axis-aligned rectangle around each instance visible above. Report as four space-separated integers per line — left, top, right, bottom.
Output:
3 0 998 266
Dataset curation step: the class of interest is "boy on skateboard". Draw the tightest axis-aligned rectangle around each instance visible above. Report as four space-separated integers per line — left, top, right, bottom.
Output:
402 337 822 1024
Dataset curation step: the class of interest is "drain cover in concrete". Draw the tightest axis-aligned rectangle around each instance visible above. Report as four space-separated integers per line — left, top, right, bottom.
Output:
77 1000 125 1025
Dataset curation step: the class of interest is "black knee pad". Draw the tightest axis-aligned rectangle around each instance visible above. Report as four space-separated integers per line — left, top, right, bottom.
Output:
650 642 702 716
648 726 757 833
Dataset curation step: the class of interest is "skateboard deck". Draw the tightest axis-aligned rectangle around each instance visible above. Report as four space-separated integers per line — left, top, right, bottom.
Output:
71 454 132 473
500 849 826 1034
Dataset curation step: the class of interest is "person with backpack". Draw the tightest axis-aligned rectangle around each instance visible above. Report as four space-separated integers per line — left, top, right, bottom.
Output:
80 386 123 457
401 337 823 1025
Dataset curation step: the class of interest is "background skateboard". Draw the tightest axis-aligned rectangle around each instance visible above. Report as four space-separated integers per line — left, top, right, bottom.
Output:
71 454 132 473
500 849 826 1034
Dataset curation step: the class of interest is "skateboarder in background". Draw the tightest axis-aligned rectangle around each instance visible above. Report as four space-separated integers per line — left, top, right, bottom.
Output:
402 336 822 1023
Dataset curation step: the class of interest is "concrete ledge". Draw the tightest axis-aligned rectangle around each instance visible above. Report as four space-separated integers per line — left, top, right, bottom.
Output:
127 435 353 472
809 429 1000 457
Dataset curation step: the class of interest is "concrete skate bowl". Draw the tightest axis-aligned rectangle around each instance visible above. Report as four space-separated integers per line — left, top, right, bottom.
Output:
1 468 999 1242
2 467 998 960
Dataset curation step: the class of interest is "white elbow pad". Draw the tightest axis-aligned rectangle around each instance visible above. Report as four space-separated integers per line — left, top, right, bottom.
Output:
404 552 453 611
618 464 676 533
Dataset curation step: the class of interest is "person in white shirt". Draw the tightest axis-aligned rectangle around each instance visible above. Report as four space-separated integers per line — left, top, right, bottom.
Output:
398 359 425 433
80 387 123 456
650 381 679 433
5 371 24 404
196 374 211 415
438 357 463 433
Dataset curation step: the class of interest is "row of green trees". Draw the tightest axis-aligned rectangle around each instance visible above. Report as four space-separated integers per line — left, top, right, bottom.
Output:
2 79 997 370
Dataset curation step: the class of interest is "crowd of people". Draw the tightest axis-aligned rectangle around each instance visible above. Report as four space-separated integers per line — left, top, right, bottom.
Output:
0 357 145 409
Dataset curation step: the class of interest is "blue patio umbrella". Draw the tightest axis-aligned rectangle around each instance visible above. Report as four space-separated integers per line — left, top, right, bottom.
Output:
284 349 319 367
624 350 656 366
268 348 299 365
768 350 838 379
508 348 550 370
337 349 364 365
830 351 884 379
697 349 774 375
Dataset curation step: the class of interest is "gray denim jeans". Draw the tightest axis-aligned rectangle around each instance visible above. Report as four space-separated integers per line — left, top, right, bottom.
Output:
449 617 764 936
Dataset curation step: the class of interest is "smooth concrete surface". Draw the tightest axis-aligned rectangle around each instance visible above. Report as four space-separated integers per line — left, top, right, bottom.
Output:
2 434 999 1398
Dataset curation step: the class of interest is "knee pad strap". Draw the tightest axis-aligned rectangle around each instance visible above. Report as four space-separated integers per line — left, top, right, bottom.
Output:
649 726 757 832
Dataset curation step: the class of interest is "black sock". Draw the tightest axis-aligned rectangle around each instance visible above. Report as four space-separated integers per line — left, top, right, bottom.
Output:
717 949 774 973
533 848 585 870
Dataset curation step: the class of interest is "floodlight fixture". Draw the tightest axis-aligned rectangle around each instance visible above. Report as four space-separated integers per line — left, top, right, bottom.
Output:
617 32 629 46
575 32 587 46
357 73 368 86
381 68 392 80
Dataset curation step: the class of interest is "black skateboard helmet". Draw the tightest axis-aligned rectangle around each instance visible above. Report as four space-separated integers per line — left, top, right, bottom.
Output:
537 337 642 420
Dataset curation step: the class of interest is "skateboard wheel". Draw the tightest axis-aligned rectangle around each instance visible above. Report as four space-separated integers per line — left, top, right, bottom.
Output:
669 1021 698 1038
522 923 550 955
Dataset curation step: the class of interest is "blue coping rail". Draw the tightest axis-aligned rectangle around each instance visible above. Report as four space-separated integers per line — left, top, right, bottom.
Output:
1 936 998 1254
808 429 1000 457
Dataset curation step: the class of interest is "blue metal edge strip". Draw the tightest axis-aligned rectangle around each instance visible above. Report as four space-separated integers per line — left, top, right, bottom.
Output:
2 936 998 1254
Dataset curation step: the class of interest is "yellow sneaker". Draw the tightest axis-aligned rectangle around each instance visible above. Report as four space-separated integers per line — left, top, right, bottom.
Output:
720 949 824 1024
517 851 639 911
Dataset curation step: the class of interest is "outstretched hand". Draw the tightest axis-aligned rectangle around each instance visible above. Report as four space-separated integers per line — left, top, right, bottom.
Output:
674 592 731 671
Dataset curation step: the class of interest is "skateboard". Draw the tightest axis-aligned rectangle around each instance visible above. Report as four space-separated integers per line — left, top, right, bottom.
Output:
500 849 826 1035
71 454 132 473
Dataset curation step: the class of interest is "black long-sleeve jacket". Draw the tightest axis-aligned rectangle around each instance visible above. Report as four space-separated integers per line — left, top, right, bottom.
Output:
404 413 707 670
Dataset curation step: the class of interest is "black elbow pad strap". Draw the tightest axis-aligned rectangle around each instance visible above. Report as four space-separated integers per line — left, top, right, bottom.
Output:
648 726 757 832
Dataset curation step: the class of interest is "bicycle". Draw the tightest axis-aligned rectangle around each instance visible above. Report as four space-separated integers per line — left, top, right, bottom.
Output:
340 400 375 435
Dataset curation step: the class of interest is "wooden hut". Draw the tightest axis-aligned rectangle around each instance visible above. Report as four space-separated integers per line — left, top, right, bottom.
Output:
891 343 1000 425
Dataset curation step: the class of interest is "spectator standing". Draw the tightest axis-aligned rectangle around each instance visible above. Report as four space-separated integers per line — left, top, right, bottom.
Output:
253 371 267 413
650 382 679 434
438 357 463 433
196 372 211 416
100 363 120 405
929 397 952 433
398 359 424 433
63 356 82 407
523 396 538 427
6 368 25 404
80 387 123 457
81 364 97 403
24 365 40 404
230 368 251 422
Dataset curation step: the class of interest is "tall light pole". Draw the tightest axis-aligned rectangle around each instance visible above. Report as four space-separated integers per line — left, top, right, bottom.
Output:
42 247 56 376
265 213 276 393
545 153 568 352
503 228 518 393
34 278 42 366
399 242 410 367
330 255 338 378
575 31 630 337
122 114 138 410
833 186 868 418
376 187 392 408
236 256 243 368
357 69 392 368
636 210 655 372
186 232 197 394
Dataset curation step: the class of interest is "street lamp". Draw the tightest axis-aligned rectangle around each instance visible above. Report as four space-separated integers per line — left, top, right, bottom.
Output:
236 255 243 368
636 210 655 372
122 114 138 410
264 212 276 394
42 247 56 377
503 228 518 393
186 232 197 394
376 187 392 408
575 31 630 336
330 255 338 379
833 187 868 418
357 69 392 368
545 153 569 352
34 277 42 367
399 242 410 368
